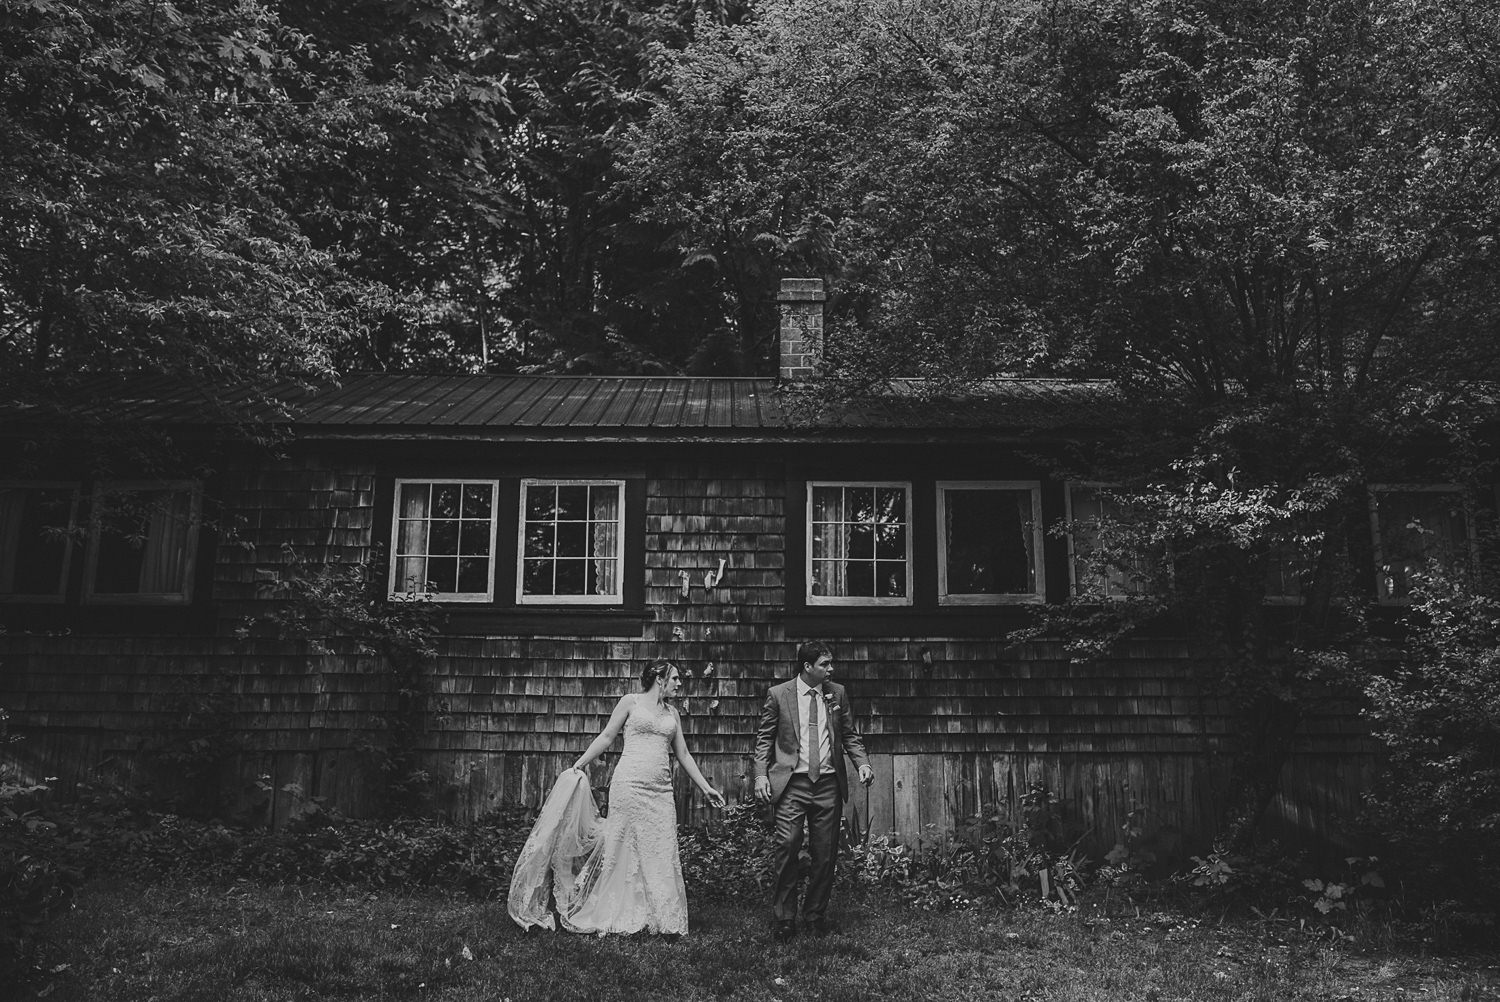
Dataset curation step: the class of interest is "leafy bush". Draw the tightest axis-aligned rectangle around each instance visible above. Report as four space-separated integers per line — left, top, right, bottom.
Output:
1 710 87 986
1360 569 1500 905
678 803 776 899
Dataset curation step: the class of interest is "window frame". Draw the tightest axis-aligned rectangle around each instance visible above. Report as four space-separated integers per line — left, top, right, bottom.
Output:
387 478 500 604
515 478 627 607
1368 483 1474 606
0 481 82 604
81 480 202 606
937 480 1046 606
805 480 915 608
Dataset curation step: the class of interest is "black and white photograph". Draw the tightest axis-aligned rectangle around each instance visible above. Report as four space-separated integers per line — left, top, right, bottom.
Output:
3 0 1500 999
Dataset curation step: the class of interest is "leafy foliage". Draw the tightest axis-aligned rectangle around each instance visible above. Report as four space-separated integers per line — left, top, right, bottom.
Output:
636 0 1500 846
0 710 86 987
1360 569 1500 904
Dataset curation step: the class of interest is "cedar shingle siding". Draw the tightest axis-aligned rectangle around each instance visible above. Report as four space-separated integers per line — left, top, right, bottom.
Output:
0 378 1375 852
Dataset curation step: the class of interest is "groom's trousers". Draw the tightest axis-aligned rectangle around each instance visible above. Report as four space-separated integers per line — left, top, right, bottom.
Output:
770 772 841 922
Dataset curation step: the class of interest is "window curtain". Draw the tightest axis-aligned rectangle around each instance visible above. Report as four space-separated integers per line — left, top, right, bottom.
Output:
590 488 619 596
812 487 850 597
137 490 194 594
396 483 431 592
0 488 23 592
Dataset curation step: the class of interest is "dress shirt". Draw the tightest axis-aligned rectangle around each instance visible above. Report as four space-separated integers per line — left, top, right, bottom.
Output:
794 677 834 776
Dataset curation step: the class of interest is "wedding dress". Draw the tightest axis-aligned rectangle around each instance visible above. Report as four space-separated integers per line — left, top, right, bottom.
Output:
508 697 689 935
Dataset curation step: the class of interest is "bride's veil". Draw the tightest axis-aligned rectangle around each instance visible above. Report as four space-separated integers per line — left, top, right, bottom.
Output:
507 769 601 930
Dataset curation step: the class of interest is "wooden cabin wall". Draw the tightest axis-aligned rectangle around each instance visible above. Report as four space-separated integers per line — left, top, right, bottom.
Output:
0 447 1377 856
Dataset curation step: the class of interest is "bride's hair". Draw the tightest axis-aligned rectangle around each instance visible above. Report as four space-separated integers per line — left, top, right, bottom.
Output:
640 658 676 691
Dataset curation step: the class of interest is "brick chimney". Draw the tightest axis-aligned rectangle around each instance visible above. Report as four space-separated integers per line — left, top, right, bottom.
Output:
777 277 825 381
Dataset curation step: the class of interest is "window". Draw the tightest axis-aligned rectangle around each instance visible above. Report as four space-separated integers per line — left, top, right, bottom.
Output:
807 482 912 605
938 481 1044 604
1369 485 1471 604
389 480 499 602
518 480 624 604
0 483 80 602
1066 483 1154 600
83 481 201 605
1263 531 1318 605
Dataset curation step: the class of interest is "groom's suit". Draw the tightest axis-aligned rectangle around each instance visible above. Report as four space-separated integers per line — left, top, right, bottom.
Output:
754 677 871 925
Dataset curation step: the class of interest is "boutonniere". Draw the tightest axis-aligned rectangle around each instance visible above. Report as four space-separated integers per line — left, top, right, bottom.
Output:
821 691 840 713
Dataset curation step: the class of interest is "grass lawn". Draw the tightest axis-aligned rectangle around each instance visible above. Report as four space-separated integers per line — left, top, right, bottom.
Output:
21 878 1500 1002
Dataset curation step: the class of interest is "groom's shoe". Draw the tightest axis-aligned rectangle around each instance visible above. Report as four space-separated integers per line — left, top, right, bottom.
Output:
774 921 797 943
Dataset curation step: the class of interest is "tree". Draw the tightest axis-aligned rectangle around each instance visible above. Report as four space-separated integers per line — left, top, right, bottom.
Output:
0 0 410 400
633 0 1500 844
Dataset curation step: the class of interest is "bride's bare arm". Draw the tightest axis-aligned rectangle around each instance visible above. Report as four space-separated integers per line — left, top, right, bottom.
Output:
670 708 726 808
572 693 634 770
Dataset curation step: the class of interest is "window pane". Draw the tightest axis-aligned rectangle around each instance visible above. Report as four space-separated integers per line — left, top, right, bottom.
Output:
394 556 426 593
458 557 488 594
524 524 554 558
846 561 874 596
425 557 458 594
397 517 428 556
810 559 840 597
877 561 907 597
554 559 586 594
875 521 905 560
555 485 588 521
556 520 587 557
943 488 1035 596
399 482 430 519
458 519 490 556
847 486 875 522
848 523 874 560
522 559 552 595
429 519 459 556
432 484 460 518
812 486 841 524
1376 491 1468 600
590 485 619 521
91 488 194 597
462 483 492 519
526 484 556 521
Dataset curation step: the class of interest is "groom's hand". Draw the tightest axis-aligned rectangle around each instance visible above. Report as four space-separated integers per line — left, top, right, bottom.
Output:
858 765 874 787
754 776 771 802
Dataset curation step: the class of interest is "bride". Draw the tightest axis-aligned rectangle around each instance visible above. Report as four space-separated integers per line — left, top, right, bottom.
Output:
508 658 726 936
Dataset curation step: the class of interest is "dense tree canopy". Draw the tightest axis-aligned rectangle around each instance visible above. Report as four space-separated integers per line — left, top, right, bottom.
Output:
629 0 1500 842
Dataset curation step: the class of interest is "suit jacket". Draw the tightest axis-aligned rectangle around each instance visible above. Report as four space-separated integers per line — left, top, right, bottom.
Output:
753 678 871 803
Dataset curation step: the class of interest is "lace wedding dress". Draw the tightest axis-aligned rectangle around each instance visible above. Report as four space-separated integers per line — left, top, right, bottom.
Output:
508 697 689 936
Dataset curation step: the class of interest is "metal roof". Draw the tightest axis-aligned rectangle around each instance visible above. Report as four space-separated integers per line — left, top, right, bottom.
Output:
6 373 1125 441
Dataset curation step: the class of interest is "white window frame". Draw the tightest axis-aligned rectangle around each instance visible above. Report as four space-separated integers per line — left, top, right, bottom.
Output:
388 478 500 603
806 480 914 607
938 480 1046 605
1368 483 1474 606
82 480 201 606
0 481 81 604
516 478 626 606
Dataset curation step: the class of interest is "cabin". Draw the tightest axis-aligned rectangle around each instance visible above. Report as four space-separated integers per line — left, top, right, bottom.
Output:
1 278 1430 855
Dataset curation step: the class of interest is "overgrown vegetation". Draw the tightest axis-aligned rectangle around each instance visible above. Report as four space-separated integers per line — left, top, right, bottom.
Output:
1359 569 1500 907
0 708 85 987
246 544 445 818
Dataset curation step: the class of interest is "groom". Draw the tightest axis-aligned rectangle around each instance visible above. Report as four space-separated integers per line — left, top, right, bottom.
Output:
753 641 874 941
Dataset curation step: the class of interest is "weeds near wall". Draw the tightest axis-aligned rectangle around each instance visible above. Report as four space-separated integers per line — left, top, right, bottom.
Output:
249 543 444 818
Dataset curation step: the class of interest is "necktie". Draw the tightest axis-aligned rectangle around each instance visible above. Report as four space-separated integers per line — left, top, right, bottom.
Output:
807 690 822 781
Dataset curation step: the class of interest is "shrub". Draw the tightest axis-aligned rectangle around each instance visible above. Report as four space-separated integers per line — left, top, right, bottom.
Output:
1360 569 1500 906
1 710 87 986
678 803 777 899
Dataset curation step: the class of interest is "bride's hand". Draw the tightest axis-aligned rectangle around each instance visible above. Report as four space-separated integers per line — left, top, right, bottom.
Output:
705 788 726 809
